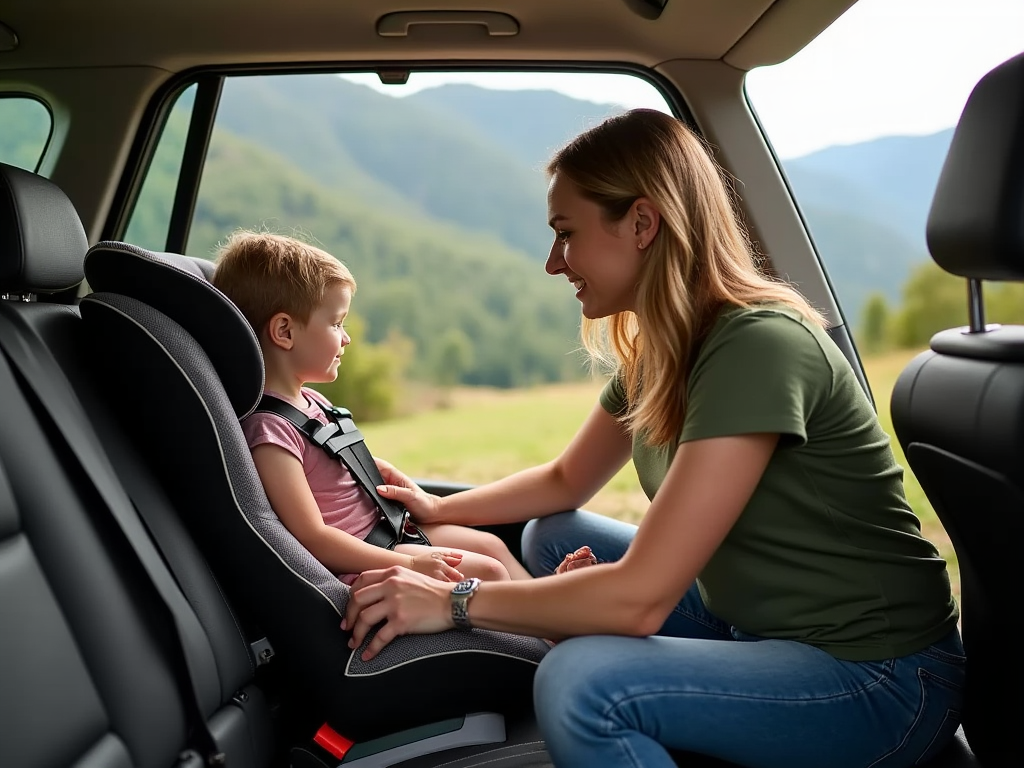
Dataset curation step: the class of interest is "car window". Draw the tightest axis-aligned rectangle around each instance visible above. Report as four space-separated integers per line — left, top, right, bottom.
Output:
123 70 672 522
0 96 52 172
745 0 1024 601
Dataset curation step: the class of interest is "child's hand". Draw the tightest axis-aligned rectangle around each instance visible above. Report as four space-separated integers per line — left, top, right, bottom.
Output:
408 551 464 582
555 546 598 574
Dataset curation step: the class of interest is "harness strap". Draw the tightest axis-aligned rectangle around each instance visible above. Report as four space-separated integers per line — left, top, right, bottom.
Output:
253 395 420 549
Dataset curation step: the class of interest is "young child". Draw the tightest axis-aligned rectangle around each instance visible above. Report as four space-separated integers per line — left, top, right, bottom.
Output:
212 230 593 585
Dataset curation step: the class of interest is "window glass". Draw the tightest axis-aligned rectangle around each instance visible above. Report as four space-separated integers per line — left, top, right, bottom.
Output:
177 70 671 520
745 0 1024 600
0 96 52 171
123 84 197 250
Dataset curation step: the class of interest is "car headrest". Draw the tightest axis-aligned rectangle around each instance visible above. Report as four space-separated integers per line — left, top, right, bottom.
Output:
84 241 263 417
927 51 1024 281
0 162 87 294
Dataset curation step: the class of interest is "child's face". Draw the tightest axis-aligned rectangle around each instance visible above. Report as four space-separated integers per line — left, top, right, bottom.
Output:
290 283 352 384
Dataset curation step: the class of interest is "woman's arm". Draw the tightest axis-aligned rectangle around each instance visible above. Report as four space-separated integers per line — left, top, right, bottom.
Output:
345 432 778 659
252 444 462 579
376 403 634 527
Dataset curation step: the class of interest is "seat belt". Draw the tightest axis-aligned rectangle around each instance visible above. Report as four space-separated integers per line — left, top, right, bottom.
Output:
0 308 227 768
252 395 427 549
98 414 276 670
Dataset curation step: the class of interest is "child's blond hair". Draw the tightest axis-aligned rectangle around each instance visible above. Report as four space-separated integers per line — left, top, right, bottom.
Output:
212 231 356 337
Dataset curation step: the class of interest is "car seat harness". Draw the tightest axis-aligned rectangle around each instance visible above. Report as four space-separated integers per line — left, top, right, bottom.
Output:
253 395 430 550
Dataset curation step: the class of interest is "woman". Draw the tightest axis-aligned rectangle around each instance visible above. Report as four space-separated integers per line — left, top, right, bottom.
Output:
342 109 963 768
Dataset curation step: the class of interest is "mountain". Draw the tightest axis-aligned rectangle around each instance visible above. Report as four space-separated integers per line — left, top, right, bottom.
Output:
782 129 954 320
788 130 953 242
797 205 928 322
214 75 554 260
409 84 623 169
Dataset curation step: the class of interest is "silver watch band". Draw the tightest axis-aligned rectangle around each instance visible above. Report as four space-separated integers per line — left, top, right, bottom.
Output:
450 577 481 630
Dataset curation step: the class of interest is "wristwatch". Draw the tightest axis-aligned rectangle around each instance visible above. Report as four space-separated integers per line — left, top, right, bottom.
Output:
450 577 481 630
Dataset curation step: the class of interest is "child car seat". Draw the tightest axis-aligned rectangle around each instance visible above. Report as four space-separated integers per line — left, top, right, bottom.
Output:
79 241 549 746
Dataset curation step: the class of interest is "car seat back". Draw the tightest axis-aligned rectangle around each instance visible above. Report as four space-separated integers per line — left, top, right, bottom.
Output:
891 51 1024 765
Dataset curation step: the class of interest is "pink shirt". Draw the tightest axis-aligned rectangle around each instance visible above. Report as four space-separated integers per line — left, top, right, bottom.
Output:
242 387 379 584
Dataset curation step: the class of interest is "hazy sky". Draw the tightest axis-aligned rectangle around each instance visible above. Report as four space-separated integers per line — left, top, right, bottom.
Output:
344 0 1024 159
746 0 1024 157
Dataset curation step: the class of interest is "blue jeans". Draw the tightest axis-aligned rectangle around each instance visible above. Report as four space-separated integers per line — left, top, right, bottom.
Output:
522 511 965 768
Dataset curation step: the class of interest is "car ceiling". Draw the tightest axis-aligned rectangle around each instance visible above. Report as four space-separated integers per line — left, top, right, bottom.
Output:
0 0 856 73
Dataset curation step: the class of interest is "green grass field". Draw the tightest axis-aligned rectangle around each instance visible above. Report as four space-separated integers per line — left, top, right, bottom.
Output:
362 348 959 598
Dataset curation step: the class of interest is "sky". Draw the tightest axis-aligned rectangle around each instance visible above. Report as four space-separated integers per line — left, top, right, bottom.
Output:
342 0 1024 159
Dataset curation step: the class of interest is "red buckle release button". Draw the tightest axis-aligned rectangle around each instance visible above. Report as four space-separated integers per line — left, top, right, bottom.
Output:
314 723 354 760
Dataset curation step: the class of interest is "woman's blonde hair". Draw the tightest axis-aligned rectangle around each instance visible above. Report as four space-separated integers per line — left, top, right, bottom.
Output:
212 230 356 338
547 108 825 446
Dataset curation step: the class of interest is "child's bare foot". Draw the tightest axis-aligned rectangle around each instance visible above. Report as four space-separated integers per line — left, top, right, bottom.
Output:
555 545 597 575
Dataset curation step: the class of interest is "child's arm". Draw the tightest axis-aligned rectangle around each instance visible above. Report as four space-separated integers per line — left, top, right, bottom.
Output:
252 444 463 580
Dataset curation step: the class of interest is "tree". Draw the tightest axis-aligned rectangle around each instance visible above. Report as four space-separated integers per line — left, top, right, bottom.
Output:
986 283 1024 326
858 292 891 355
431 328 474 407
309 313 414 422
890 262 967 348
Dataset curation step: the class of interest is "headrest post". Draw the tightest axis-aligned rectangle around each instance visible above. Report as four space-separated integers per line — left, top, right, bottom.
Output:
966 278 986 334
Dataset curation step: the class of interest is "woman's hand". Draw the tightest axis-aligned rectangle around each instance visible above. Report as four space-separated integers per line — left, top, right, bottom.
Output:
341 566 454 660
374 457 444 524
408 550 464 582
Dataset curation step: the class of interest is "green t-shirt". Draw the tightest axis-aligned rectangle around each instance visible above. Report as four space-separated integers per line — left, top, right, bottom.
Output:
600 305 958 661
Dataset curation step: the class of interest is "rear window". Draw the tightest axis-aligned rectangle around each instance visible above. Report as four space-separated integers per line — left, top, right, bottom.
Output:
0 96 52 171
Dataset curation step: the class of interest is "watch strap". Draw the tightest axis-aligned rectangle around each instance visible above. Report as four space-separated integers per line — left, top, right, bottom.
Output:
450 577 481 630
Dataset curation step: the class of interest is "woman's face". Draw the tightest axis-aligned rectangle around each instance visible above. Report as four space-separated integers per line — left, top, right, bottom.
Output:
545 171 647 319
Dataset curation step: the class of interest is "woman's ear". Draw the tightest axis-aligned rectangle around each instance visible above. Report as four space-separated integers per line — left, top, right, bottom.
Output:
266 312 295 350
633 198 661 249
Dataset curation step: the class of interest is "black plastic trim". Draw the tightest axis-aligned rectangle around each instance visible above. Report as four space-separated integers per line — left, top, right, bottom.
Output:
166 76 223 254
826 324 875 408
621 0 669 21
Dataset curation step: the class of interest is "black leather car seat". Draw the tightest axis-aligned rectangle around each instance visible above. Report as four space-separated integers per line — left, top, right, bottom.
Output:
0 161 275 767
891 51 1024 766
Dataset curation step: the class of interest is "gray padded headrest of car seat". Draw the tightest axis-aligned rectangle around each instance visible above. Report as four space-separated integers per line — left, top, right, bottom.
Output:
84 241 263 418
927 50 1024 281
0 162 87 293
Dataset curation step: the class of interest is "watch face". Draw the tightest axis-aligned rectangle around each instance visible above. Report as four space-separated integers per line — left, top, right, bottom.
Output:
452 578 479 595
